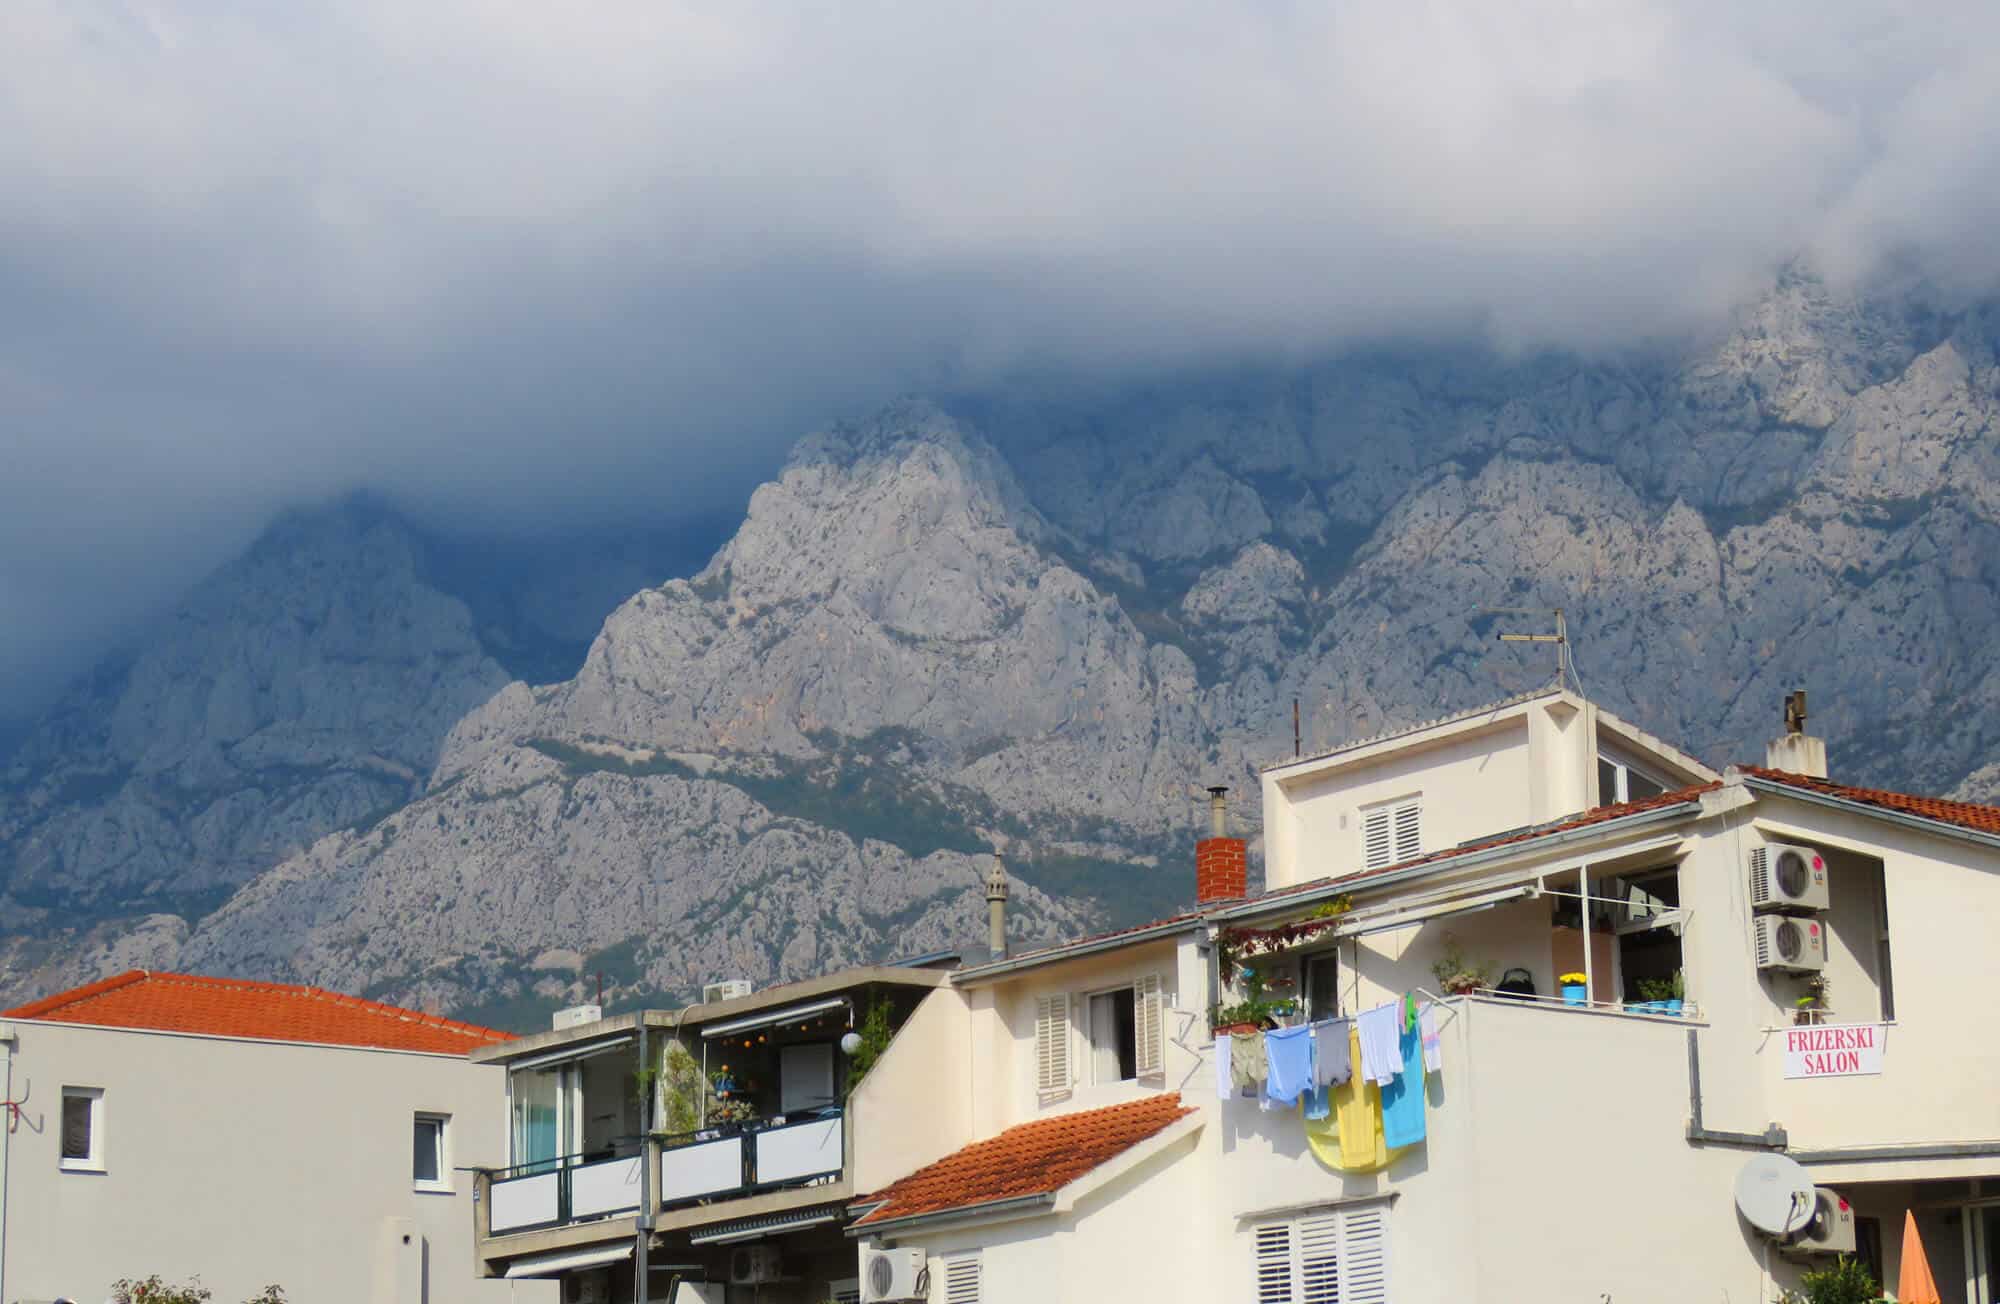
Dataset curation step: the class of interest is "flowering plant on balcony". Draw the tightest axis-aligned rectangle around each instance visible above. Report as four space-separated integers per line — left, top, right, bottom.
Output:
1559 972 1587 987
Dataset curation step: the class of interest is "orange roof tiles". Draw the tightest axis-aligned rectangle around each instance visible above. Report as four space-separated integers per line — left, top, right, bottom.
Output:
1742 766 2000 837
3 970 514 1055
854 1093 1194 1227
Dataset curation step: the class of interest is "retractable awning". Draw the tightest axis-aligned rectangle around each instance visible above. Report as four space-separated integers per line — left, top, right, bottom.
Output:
700 996 848 1039
503 1242 633 1278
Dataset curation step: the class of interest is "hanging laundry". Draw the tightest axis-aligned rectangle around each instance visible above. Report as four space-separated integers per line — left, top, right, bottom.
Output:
1312 1019 1352 1087
1229 1030 1267 1097
1419 1002 1443 1074
1332 1024 1391 1169
1263 1025 1314 1105
1403 990 1419 1034
1355 1002 1403 1086
1381 1022 1427 1148
1214 1033 1232 1098
1303 1083 1331 1121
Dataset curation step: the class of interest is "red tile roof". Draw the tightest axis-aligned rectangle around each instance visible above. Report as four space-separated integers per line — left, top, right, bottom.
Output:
2 970 514 1054
1741 766 2000 837
854 1093 1195 1227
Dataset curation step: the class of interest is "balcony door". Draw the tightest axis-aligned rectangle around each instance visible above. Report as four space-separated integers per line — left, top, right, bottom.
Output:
780 1043 836 1114
1968 1201 2000 1304
510 1065 571 1172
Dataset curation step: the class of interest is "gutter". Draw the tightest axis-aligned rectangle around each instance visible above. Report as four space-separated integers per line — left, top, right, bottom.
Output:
1792 1141 2000 1165
1210 799 1704 924
1741 776 2000 856
846 1193 1057 1239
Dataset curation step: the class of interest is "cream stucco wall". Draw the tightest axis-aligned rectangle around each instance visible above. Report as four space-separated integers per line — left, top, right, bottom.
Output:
849 988 973 1196
0 1020 542 1304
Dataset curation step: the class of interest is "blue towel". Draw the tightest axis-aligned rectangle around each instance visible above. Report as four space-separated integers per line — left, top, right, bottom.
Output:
1303 1084 1331 1120
1264 1025 1314 1105
1380 1023 1426 1147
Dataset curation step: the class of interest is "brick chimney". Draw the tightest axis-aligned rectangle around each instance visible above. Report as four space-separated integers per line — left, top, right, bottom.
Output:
1196 786 1248 904
1764 689 1828 779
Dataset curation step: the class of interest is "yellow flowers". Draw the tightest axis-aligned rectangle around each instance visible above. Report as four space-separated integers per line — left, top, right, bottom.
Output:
1559 972 1587 987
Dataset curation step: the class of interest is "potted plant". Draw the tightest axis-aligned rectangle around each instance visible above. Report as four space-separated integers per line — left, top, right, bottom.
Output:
1794 974 1830 1026
1559 972 1588 1006
1431 935 1495 997
1636 971 1686 1016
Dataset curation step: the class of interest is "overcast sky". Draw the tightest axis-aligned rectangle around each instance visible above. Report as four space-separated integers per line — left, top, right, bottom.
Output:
4 0 1998 714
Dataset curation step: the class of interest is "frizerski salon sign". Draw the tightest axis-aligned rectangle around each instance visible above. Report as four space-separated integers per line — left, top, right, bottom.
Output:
1783 1024 1886 1079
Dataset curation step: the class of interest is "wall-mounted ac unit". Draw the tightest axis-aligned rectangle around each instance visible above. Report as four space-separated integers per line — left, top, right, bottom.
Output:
703 979 754 1004
1786 1187 1857 1256
859 1247 926 1303
1754 915 1827 972
1749 843 1830 913
729 1245 783 1285
552 1003 602 1031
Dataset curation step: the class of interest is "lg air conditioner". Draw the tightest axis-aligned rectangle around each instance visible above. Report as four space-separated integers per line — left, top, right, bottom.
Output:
859 1247 926 1303
703 979 754 1004
729 1245 783 1286
1749 843 1830 913
1754 914 1827 972
1788 1188 1857 1256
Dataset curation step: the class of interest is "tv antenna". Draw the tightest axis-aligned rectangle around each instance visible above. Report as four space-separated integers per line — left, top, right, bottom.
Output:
1484 605 1578 695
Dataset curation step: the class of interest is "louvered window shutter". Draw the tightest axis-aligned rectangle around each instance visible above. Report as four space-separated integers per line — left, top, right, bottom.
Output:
1254 1220 1294 1304
1361 807 1392 870
943 1255 982 1304
1392 800 1422 862
1135 974 1164 1081
1254 1204 1390 1303
1035 993 1072 1100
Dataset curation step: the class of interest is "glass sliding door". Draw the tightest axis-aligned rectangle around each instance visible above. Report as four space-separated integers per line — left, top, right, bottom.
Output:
1969 1202 2000 1304
510 1066 566 1173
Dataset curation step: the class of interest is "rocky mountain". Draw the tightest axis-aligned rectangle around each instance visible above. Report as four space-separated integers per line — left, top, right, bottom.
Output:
6 271 1998 1023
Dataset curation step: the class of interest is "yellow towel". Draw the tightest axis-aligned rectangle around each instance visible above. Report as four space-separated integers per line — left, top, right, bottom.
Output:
1305 1026 1401 1173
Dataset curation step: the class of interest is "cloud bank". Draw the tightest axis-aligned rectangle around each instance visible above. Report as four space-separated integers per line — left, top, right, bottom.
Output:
3 0 1998 708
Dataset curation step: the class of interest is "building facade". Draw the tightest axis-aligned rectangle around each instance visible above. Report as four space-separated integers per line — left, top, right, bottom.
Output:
0 971 546 1304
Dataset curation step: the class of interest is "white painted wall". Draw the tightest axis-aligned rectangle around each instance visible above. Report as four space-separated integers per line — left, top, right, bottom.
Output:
849 989 973 1195
0 1020 547 1304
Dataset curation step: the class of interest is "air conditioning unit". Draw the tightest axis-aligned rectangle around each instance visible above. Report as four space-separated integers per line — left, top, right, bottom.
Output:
703 979 754 1004
1754 915 1827 972
859 1247 926 1303
729 1245 783 1285
1749 843 1830 912
1786 1188 1857 1256
552 1003 603 1031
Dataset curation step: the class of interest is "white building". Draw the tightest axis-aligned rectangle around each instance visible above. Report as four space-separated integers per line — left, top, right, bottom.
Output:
470 687 2000 1303
0 969 550 1304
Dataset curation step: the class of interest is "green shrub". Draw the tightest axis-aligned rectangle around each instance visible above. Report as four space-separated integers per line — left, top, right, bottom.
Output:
1782 1255 1883 1304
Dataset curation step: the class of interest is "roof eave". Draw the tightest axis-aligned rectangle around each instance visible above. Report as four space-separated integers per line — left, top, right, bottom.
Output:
1740 774 2000 855
952 918 1206 986
846 1192 1058 1238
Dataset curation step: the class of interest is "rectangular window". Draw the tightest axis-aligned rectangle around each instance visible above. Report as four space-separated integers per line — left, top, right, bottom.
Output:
60 1087 104 1172
1599 755 1667 805
413 1113 449 1190
942 1254 981 1304
1254 1202 1389 1304
1361 797 1420 870
1304 951 1341 1021
1088 988 1137 1083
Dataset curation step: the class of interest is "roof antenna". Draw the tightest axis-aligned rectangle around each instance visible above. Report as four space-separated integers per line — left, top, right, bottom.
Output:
1484 605 1577 695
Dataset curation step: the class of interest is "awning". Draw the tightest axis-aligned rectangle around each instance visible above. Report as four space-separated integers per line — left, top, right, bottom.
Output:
503 1242 633 1278
507 1034 635 1073
701 996 848 1039
687 1204 844 1245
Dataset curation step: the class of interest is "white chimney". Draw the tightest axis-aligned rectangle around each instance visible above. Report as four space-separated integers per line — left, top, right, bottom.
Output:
1764 689 1828 779
985 852 1010 959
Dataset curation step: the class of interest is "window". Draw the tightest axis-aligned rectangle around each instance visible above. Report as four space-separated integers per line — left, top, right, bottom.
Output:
1598 755 1666 805
1034 993 1072 1101
1038 976 1164 1098
1254 1202 1389 1303
413 1113 449 1190
60 1087 104 1172
1303 952 1341 1020
1088 988 1137 1083
1360 797 1420 871
942 1254 982 1304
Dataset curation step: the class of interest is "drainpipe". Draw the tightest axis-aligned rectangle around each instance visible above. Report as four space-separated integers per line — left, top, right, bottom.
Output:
635 1025 651 1303
1684 1028 1787 1150
0 1021 14 1304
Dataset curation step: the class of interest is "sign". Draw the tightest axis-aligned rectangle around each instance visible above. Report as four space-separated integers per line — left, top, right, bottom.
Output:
1783 1023 1885 1079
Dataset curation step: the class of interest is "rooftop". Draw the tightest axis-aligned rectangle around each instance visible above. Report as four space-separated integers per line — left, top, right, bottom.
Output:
852 1093 1195 1228
3 970 514 1055
1742 766 2000 839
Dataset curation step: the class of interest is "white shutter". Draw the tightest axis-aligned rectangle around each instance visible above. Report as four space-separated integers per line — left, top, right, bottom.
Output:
1340 1204 1390 1303
1035 993 1072 1100
1361 807 1392 870
1254 1220 1294 1304
1253 1204 1390 1304
943 1255 981 1304
1135 974 1164 1081
1392 799 1421 862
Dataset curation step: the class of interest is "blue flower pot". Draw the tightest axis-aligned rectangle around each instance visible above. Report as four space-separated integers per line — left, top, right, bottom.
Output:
1666 999 1684 1017
1562 984 1587 1006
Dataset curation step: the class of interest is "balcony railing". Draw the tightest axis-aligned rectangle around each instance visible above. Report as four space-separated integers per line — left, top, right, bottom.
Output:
489 1142 646 1235
659 1107 845 1209
485 1110 846 1239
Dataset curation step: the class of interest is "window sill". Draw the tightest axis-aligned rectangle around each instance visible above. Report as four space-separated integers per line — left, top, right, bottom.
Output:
413 1183 455 1196
59 1160 107 1175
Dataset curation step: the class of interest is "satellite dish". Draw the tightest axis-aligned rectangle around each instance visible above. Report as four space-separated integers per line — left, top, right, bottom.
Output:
1735 1153 1816 1239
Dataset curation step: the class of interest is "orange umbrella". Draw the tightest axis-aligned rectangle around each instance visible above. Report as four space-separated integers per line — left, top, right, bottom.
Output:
1897 1209 1943 1304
